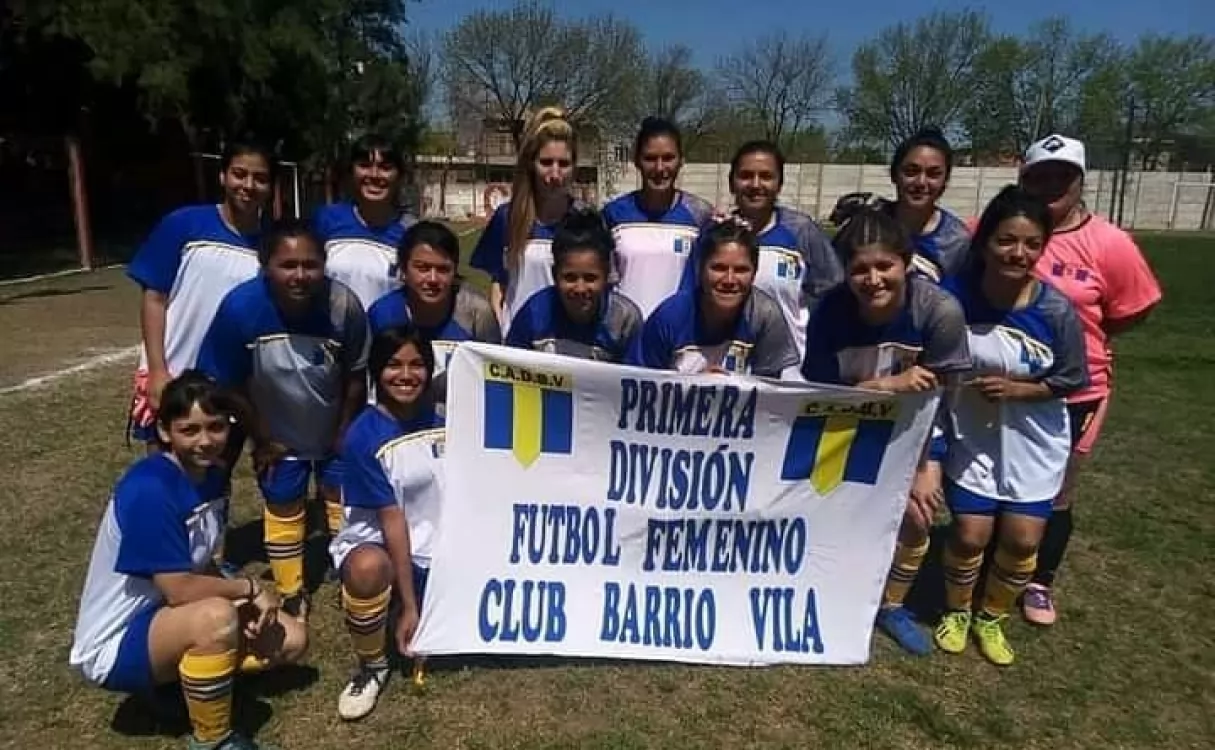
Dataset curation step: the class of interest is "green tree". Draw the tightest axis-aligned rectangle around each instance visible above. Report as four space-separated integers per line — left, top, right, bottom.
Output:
837 10 990 149
443 1 646 148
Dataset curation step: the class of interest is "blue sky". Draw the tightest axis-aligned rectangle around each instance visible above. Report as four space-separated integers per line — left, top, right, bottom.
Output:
409 0 1214 69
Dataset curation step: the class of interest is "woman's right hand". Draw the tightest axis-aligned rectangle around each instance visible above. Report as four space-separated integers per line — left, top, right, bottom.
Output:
883 366 938 394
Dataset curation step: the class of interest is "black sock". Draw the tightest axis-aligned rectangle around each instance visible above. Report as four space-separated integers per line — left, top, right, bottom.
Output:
1032 509 1073 587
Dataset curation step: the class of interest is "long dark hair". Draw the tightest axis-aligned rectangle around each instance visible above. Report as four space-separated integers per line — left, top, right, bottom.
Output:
967 185 1055 278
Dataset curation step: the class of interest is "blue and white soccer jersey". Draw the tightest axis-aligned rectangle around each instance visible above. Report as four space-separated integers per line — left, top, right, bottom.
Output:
127 205 262 376
942 276 1088 513
629 288 800 378
680 207 842 360
803 275 971 385
366 284 501 405
506 286 643 363
70 455 228 692
197 277 369 500
603 190 713 318
909 209 971 283
313 202 415 311
330 408 446 604
471 201 584 334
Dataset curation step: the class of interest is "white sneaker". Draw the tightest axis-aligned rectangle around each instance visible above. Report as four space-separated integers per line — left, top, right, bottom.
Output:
337 664 389 721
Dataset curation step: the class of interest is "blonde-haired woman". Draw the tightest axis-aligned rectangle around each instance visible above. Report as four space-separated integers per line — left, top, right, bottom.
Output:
471 107 578 333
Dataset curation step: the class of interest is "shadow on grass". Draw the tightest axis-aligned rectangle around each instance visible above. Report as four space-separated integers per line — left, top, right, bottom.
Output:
110 664 318 741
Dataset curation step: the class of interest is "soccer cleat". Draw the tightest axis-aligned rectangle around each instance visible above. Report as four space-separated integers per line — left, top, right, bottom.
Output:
187 731 278 750
338 665 390 721
972 613 1015 666
876 606 933 656
934 610 972 654
1021 584 1058 626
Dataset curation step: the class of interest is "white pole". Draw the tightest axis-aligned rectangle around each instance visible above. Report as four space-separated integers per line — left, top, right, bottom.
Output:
1167 180 1180 230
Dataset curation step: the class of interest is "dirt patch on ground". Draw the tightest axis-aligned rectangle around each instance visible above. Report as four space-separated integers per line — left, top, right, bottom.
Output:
0 268 140 388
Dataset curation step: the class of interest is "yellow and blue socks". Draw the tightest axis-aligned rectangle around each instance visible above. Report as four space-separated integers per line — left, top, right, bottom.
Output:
264 507 306 598
343 586 390 670
179 649 237 745
882 539 930 609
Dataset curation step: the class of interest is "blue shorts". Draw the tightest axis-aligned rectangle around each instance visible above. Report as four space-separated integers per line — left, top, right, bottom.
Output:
102 605 160 694
946 481 1054 519
258 455 343 505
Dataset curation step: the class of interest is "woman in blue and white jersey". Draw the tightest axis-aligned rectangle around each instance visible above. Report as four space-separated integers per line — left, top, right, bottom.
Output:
679 140 842 360
329 325 445 721
507 208 642 363
471 107 578 333
935 186 1088 666
313 134 416 311
632 218 799 378
197 221 369 619
802 204 971 657
830 128 971 284
602 117 713 318
70 372 305 750
126 138 274 448
366 221 500 404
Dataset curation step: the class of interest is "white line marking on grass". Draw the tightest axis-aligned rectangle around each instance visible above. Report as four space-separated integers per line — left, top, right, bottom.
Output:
0 346 140 397
0 263 125 288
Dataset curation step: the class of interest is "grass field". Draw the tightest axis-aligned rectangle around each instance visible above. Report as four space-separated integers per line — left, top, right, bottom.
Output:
1 233 1212 749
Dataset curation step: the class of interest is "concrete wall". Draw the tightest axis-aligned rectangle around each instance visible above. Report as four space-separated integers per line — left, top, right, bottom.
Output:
418 162 1215 231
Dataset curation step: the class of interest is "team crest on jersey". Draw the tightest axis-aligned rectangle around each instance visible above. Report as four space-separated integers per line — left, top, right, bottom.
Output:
768 248 804 281
721 341 752 374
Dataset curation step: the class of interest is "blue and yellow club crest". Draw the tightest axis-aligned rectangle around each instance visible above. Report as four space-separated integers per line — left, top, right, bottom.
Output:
780 398 898 495
482 362 574 468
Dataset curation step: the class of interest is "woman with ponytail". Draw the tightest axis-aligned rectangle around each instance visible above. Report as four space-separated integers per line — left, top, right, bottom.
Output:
471 107 579 334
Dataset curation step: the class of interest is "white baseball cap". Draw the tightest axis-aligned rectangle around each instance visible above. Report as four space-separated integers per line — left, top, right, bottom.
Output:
1023 134 1086 175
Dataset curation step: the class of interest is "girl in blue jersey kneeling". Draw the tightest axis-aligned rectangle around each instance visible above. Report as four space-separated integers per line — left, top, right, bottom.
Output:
802 205 971 656
329 325 446 721
507 208 643 362
632 217 800 378
70 373 306 750
936 186 1088 665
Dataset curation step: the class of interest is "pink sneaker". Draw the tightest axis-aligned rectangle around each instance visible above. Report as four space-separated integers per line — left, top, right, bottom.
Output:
1021 584 1057 626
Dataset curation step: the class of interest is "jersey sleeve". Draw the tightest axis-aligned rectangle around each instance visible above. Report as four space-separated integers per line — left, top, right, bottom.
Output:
797 218 845 316
113 475 192 577
470 206 509 285
195 293 252 387
1101 229 1162 321
920 292 972 374
471 293 503 344
1042 295 1090 397
366 292 408 336
127 210 189 294
341 429 396 510
800 302 842 384
748 292 802 378
628 307 675 369
503 294 538 349
608 294 645 363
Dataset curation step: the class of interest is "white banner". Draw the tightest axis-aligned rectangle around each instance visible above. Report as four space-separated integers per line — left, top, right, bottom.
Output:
413 343 938 666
